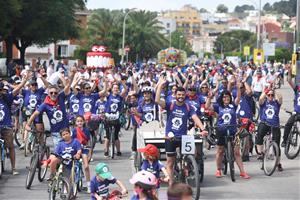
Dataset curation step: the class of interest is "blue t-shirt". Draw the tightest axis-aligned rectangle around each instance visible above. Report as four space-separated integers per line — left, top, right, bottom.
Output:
95 99 107 114
105 94 123 113
186 97 201 116
137 101 158 122
78 93 100 115
165 102 196 137
141 160 164 179
22 88 45 110
90 176 117 200
68 93 80 115
55 138 81 168
260 100 281 126
0 93 14 127
130 195 151 200
293 88 300 113
38 92 69 132
213 103 237 135
236 94 253 119
166 94 176 104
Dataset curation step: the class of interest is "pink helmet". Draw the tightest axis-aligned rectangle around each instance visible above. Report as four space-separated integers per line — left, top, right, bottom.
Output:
129 170 157 189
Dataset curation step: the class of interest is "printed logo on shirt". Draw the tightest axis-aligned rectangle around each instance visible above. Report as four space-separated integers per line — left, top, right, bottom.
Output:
72 104 79 112
297 96 300 106
171 117 183 130
83 103 92 112
110 103 118 112
0 110 5 121
222 113 232 124
145 113 154 122
29 98 37 108
51 110 63 124
265 108 275 119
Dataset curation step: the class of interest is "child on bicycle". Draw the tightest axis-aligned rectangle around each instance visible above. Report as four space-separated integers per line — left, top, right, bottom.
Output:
130 170 158 200
90 162 127 200
47 128 82 181
72 115 91 193
167 183 193 200
138 144 170 187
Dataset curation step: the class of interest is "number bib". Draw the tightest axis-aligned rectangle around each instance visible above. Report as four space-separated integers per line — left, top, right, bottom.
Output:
181 135 195 155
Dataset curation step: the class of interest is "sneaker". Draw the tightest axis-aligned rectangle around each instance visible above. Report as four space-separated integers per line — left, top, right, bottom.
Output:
242 155 250 162
129 152 136 160
281 141 286 148
12 169 19 175
116 152 122 156
215 170 222 178
86 187 91 193
47 173 55 181
278 164 283 172
104 152 109 157
240 172 251 179
257 153 264 160
19 143 25 150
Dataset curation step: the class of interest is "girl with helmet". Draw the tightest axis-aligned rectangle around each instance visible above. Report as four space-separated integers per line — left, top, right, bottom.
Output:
130 170 158 200
137 144 169 187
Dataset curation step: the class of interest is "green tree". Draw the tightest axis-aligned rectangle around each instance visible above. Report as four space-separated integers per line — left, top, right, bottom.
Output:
216 4 228 13
268 48 293 63
1 0 86 64
269 0 296 17
234 5 255 13
199 8 208 13
169 30 193 56
214 30 256 55
263 3 272 12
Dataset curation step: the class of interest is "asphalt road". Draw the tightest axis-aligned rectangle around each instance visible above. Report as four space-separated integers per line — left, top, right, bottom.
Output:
0 83 299 200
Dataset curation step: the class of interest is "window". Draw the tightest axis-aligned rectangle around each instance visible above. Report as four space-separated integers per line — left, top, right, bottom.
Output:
166 23 170 28
58 45 68 57
166 30 170 34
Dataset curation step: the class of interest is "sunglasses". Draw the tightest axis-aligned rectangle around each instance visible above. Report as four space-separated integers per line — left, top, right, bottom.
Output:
201 86 208 89
188 88 196 91
31 84 38 86
223 95 230 99
85 87 91 90
50 91 58 95
267 94 274 97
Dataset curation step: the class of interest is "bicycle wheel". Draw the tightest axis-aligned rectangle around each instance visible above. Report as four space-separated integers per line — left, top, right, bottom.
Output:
240 135 249 158
263 142 279 176
48 179 57 200
57 177 71 200
222 154 228 175
110 126 115 159
14 129 22 147
184 155 200 200
24 131 30 157
0 147 3 178
134 152 142 172
98 122 105 144
125 113 131 130
285 123 300 159
26 153 39 189
38 146 50 182
227 142 235 182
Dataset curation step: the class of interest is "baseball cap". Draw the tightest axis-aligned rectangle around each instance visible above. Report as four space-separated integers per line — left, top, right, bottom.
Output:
29 79 37 85
138 144 159 158
95 163 112 179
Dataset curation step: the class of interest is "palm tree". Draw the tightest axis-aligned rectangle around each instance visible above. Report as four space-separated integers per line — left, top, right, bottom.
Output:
126 10 168 61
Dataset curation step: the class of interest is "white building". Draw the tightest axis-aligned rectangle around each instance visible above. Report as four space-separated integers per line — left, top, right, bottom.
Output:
156 16 176 35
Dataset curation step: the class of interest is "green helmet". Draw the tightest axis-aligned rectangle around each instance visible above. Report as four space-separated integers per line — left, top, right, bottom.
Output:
95 163 112 179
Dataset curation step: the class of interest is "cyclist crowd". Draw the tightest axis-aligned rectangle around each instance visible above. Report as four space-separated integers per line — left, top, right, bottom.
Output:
0 57 298 200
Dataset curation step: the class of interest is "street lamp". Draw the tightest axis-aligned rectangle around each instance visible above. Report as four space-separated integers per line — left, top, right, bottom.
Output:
245 0 261 48
121 8 137 64
229 37 242 53
179 35 183 50
215 40 223 59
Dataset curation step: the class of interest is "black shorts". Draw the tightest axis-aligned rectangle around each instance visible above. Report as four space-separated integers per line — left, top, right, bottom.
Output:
105 120 121 141
165 138 181 157
216 129 236 146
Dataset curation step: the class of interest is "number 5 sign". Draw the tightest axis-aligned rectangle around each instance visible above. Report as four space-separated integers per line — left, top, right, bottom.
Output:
181 135 195 155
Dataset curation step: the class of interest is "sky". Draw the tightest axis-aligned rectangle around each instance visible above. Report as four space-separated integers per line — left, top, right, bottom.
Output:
86 0 280 12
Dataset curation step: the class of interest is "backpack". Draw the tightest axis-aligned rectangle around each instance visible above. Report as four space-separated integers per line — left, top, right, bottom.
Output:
170 101 190 112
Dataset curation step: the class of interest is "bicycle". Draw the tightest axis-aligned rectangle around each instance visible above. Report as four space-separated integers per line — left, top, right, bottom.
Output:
48 157 72 200
257 122 281 176
106 189 127 200
25 130 51 189
284 110 300 159
170 134 200 200
70 159 84 198
0 127 11 178
238 118 256 160
105 112 120 159
200 109 216 149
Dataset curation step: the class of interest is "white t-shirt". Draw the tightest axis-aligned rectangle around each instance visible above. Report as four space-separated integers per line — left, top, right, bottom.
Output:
252 76 266 92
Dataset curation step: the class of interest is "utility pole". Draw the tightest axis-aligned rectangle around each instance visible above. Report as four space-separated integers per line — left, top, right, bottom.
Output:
297 0 300 48
257 0 261 49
